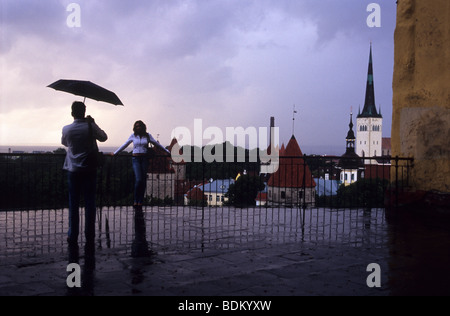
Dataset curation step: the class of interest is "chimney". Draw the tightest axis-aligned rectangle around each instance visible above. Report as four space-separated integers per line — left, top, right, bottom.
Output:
269 117 275 150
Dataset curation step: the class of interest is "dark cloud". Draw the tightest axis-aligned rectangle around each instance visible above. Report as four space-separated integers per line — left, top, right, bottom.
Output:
1 0 396 150
269 0 396 44
1 0 67 52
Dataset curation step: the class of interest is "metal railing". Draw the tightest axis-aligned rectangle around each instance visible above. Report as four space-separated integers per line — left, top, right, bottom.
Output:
0 153 413 211
0 152 413 261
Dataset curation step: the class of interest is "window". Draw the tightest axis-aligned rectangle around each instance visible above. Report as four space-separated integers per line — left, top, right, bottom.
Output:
281 191 286 199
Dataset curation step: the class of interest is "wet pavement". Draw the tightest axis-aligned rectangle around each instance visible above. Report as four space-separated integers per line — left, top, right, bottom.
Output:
1 207 450 296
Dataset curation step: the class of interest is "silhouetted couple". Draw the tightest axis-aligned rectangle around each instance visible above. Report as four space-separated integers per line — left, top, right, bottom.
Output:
62 102 169 267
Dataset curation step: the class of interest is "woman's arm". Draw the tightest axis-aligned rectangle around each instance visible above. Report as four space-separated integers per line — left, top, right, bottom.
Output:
114 135 133 155
148 133 170 154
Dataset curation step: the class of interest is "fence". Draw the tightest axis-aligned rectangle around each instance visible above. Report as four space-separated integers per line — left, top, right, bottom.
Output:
0 206 388 262
0 152 413 261
0 153 413 211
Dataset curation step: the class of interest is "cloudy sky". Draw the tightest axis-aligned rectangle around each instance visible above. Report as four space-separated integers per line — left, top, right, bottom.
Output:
1 0 397 154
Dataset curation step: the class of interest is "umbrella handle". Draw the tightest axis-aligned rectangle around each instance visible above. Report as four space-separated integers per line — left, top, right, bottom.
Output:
83 96 86 104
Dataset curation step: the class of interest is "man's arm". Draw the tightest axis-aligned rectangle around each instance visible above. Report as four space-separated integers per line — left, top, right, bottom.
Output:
93 123 108 143
61 127 68 147
87 116 108 143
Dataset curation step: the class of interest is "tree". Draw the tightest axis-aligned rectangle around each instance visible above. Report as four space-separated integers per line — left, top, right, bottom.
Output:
226 175 265 207
335 178 389 208
53 148 67 154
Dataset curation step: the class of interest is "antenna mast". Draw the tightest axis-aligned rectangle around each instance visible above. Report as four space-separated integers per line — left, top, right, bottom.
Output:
292 105 298 136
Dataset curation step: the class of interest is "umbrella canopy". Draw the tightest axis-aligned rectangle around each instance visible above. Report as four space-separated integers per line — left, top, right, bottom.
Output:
47 79 124 106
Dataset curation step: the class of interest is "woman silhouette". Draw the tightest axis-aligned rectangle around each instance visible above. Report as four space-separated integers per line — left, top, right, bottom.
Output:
113 121 169 207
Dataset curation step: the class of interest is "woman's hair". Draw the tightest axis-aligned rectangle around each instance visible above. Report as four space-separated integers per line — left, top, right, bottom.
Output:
133 120 150 140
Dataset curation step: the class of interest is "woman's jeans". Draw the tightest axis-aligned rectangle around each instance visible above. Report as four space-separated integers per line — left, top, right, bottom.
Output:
132 156 149 205
67 170 97 245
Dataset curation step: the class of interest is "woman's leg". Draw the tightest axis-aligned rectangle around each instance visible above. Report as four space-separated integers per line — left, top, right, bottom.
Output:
132 157 149 205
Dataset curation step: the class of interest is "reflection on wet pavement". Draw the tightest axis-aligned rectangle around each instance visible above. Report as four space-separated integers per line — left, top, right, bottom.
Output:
386 211 450 295
1 207 449 295
0 207 388 259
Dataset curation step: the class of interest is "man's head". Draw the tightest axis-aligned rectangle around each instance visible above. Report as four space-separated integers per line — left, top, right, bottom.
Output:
71 101 86 119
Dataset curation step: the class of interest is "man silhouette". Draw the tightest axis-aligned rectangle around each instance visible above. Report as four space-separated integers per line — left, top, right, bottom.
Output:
62 101 107 266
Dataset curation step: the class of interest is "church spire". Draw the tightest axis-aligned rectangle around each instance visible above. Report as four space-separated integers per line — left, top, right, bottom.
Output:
346 111 356 152
358 44 382 118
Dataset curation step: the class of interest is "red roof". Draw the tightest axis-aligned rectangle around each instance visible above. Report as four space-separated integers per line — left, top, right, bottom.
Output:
256 192 268 202
280 143 286 156
187 187 207 201
168 138 186 165
382 138 391 151
268 136 316 188
148 153 175 174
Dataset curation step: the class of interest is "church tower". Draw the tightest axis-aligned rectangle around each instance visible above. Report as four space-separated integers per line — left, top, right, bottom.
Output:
356 44 383 164
338 112 364 186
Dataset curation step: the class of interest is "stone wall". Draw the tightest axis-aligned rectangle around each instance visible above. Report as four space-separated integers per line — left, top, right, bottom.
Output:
392 0 450 193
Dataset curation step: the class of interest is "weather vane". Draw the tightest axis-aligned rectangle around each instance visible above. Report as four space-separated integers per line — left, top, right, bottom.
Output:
292 105 298 136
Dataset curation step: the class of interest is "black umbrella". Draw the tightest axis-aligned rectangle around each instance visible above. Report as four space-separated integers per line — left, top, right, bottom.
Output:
47 79 124 106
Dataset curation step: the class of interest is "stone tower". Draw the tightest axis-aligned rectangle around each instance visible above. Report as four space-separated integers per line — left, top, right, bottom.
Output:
356 44 383 163
392 0 450 195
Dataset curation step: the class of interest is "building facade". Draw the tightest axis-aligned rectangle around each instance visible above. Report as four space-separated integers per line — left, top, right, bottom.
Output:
267 136 316 207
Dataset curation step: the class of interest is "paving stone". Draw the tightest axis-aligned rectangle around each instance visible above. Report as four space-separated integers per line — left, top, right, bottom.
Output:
1 207 450 296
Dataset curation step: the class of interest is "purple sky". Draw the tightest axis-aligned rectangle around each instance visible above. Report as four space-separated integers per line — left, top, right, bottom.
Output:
0 0 397 154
